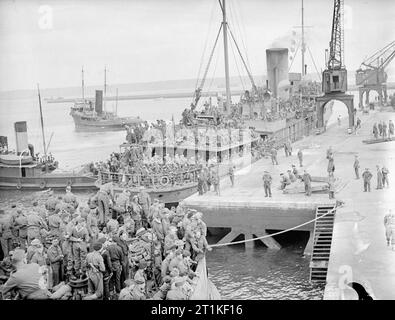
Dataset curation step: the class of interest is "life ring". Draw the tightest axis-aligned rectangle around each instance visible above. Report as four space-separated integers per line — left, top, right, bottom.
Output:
39 180 46 189
16 181 22 190
160 176 170 187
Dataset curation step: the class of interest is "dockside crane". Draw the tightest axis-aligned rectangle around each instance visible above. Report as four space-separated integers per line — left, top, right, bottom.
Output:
355 41 395 108
322 0 347 94
316 0 355 131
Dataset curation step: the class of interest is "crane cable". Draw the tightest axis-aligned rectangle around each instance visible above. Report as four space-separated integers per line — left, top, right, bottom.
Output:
209 203 341 248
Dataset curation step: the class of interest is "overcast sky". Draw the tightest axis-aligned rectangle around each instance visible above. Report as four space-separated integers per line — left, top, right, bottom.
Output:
0 0 394 91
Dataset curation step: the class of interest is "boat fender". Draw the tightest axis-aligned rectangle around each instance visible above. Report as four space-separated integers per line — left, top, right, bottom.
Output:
16 181 22 190
160 176 169 187
39 180 46 189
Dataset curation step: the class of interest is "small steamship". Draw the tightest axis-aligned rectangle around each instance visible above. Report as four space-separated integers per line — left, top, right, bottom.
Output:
0 122 97 190
70 90 143 132
70 67 143 132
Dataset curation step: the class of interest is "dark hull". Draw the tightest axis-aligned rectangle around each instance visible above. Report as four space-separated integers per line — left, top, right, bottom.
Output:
71 114 143 132
0 175 98 191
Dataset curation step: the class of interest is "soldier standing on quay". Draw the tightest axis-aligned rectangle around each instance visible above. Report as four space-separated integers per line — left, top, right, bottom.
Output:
262 171 272 198
373 123 378 139
376 165 384 189
382 166 390 188
362 168 373 192
389 120 394 139
228 165 235 187
302 170 312 196
328 174 336 199
383 121 388 139
297 149 303 167
353 155 360 179
270 147 278 165
378 121 383 137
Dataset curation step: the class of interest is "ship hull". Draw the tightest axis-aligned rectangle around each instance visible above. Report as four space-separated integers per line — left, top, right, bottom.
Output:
71 114 143 132
0 174 98 191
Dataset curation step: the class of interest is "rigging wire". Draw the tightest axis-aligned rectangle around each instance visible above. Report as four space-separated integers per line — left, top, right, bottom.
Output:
207 45 221 94
288 40 301 72
307 45 322 82
194 0 217 90
228 31 246 91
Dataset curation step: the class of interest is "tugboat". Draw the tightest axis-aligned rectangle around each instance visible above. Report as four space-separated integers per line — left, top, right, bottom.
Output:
0 86 97 190
70 67 143 132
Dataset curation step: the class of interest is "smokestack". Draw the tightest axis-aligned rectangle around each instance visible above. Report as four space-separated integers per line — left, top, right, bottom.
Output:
14 121 28 155
266 48 289 99
95 90 103 114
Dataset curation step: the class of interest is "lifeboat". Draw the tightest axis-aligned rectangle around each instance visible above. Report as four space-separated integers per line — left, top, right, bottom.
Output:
0 154 33 165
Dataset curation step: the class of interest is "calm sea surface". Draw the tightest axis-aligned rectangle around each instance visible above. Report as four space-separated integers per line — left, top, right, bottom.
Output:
0 92 357 299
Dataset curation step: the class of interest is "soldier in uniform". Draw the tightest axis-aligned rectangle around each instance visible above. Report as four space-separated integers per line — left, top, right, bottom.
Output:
138 186 151 227
14 209 28 249
373 123 378 139
26 210 48 244
118 279 146 300
270 147 278 165
48 208 64 241
280 173 291 190
362 168 373 192
69 217 90 279
0 210 15 257
378 121 383 137
353 155 360 179
389 120 394 139
228 165 235 187
382 166 390 188
376 165 384 189
297 149 303 167
83 241 106 300
328 175 336 199
87 208 100 250
63 186 79 209
302 170 312 196
262 171 272 198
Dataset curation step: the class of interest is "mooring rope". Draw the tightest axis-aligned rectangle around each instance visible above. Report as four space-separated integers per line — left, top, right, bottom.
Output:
209 203 342 248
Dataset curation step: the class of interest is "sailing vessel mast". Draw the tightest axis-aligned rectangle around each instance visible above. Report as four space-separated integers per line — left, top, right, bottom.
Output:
81 66 85 102
301 0 305 77
220 0 232 114
104 66 107 113
37 84 47 158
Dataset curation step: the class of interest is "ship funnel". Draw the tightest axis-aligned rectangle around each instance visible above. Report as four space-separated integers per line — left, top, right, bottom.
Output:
95 90 103 114
14 121 29 155
266 48 289 99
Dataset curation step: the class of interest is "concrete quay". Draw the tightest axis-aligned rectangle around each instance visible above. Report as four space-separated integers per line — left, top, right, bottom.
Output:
182 108 395 299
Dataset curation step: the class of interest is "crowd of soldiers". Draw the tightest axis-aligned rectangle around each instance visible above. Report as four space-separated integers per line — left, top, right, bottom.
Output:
0 185 212 300
372 120 395 140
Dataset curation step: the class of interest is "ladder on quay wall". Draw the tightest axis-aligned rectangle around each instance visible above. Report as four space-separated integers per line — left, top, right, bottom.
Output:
309 204 336 283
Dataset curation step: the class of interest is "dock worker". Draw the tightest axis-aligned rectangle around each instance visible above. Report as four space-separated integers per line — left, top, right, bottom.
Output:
378 121 383 137
83 241 105 300
382 166 390 188
353 155 360 179
280 173 291 190
302 170 312 196
270 147 278 165
373 123 378 139
376 165 384 189
297 149 303 167
228 165 235 187
362 168 373 192
262 171 272 198
383 121 388 139
389 120 394 139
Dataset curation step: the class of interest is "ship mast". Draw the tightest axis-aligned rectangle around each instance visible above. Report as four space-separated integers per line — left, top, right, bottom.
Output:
104 66 107 112
220 0 232 114
301 0 305 77
81 66 85 102
37 84 47 158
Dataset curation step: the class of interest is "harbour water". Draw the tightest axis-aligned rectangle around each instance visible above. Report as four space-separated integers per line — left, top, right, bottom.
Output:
0 92 357 299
